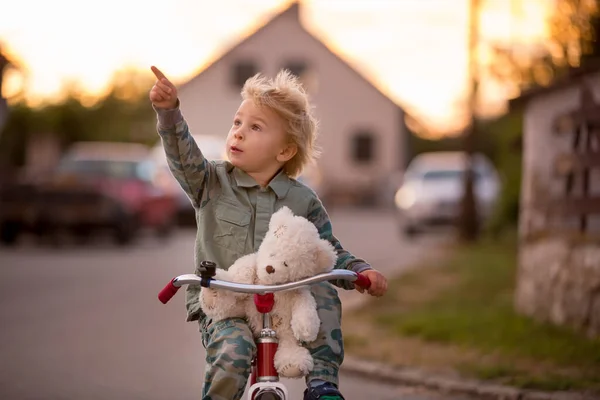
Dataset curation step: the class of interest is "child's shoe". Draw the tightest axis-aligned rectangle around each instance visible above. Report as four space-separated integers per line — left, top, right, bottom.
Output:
303 381 345 400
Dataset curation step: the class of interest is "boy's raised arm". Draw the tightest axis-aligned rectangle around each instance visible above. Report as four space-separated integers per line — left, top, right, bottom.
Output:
150 66 213 209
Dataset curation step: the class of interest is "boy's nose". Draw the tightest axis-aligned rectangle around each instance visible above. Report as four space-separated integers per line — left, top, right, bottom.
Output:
266 265 275 274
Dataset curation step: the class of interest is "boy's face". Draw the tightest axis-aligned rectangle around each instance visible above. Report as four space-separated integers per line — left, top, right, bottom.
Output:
226 100 295 178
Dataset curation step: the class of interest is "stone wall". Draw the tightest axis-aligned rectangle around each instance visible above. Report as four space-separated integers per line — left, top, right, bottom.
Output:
516 238 600 337
516 71 600 337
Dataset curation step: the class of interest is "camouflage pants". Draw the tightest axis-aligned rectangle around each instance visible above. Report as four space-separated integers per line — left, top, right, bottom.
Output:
199 282 343 400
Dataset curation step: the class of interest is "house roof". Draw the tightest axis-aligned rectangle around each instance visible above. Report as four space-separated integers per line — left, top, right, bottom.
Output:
178 1 410 114
508 60 600 110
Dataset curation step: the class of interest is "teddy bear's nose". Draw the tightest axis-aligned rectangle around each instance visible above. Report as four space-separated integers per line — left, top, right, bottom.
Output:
266 265 275 274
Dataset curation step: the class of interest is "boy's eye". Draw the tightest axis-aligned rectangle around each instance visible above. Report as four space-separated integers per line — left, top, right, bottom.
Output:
252 124 261 131
233 119 241 126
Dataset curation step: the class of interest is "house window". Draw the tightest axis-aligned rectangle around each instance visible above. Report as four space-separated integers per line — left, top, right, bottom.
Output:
352 131 375 163
232 61 258 90
282 60 318 93
283 61 307 78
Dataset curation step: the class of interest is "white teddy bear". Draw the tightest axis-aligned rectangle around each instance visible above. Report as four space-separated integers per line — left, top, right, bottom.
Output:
245 206 337 378
198 253 257 321
198 206 337 379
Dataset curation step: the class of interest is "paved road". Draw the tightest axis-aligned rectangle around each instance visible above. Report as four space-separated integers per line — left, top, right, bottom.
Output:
0 208 463 400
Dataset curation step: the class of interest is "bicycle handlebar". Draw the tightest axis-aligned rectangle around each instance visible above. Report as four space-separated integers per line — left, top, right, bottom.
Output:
158 269 371 304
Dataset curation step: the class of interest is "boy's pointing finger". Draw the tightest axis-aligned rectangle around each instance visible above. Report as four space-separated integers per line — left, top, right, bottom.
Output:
151 66 167 81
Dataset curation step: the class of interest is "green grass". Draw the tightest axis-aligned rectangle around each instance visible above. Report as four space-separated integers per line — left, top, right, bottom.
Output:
357 234 600 391
458 364 599 391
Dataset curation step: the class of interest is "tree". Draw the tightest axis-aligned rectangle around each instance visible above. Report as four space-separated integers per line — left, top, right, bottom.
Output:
0 44 12 135
458 0 482 242
579 1 600 65
0 68 157 169
488 0 599 94
457 0 600 242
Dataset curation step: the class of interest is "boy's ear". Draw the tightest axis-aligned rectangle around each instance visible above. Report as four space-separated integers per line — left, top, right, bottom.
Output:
277 143 297 163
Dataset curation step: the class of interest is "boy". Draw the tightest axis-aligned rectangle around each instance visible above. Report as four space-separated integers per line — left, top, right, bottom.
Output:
150 66 388 400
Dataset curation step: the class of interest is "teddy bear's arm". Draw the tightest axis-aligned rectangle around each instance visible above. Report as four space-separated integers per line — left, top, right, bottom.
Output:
290 290 320 343
225 253 257 284
198 252 258 323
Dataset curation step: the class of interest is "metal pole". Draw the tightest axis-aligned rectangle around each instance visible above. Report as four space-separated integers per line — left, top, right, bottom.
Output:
0 49 9 139
459 0 481 242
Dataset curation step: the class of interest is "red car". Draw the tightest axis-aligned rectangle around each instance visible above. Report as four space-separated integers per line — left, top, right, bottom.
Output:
1 142 178 246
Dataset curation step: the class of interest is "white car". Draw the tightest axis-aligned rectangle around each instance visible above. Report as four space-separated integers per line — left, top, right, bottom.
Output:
394 151 500 237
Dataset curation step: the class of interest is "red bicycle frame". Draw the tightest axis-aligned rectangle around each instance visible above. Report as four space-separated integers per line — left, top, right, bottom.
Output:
158 262 371 400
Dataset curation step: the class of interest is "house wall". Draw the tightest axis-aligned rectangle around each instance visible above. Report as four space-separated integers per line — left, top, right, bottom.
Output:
516 72 600 337
177 6 406 206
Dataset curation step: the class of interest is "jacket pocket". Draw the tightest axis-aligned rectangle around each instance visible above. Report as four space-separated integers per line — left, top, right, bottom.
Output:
212 200 251 253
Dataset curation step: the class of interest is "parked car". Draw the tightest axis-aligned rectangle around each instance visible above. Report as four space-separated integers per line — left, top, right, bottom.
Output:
151 134 227 225
0 142 178 246
394 151 500 237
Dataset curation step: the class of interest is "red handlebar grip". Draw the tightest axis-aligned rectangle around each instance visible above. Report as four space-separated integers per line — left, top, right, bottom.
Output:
354 273 371 289
158 280 180 304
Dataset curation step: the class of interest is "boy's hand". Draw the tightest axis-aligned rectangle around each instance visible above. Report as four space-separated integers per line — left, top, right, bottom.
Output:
356 269 388 297
149 66 178 110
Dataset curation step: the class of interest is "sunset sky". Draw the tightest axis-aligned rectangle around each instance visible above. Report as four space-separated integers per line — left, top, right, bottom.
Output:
0 0 551 134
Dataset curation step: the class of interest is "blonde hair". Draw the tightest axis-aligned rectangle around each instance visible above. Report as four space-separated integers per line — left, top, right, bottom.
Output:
241 69 319 178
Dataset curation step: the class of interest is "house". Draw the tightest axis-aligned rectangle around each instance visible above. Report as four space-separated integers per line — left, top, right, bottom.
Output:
509 63 600 337
176 1 409 207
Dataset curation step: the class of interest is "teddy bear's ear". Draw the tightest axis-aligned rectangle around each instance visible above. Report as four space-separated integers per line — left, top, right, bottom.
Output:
269 206 295 230
315 238 337 271
273 206 294 220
